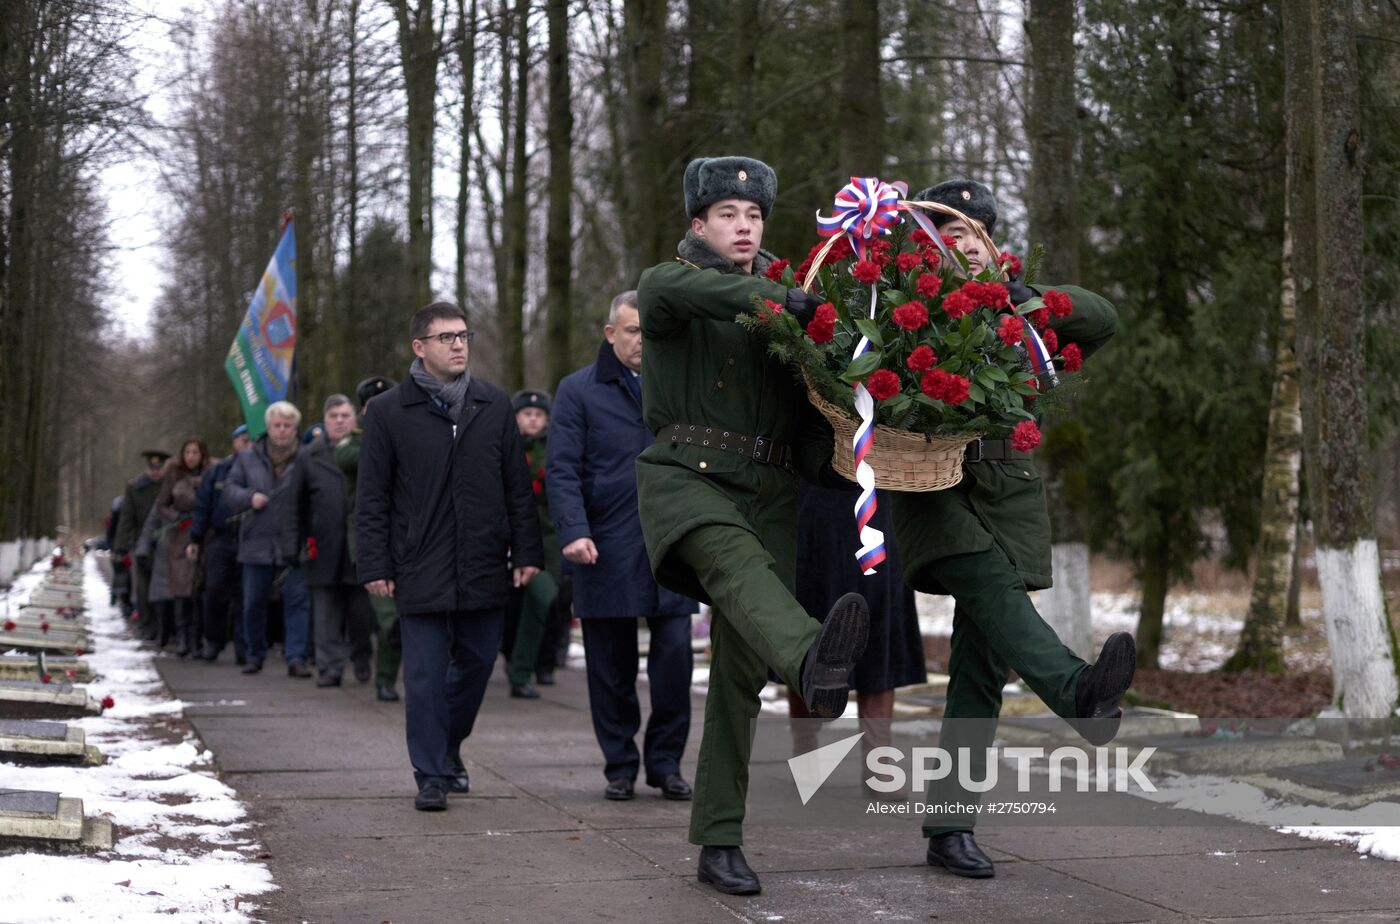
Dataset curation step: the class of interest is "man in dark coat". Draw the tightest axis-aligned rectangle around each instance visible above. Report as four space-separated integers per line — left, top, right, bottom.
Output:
114 449 171 641
549 290 700 803
224 402 314 677
635 155 870 895
305 394 374 687
188 425 252 662
891 179 1135 879
356 301 544 812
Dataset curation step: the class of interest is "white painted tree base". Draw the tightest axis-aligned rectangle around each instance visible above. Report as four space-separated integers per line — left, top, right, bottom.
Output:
1038 542 1094 660
1316 539 1399 718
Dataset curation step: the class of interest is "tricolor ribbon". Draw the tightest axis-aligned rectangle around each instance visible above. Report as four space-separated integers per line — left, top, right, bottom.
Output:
1020 324 1060 388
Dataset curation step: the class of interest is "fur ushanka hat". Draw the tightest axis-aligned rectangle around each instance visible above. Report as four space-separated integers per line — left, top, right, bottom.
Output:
684 156 778 220
912 179 998 236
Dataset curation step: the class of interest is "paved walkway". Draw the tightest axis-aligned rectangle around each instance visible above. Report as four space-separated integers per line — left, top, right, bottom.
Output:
157 654 1400 924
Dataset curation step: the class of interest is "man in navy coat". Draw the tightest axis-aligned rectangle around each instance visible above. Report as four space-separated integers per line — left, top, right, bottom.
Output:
548 290 699 802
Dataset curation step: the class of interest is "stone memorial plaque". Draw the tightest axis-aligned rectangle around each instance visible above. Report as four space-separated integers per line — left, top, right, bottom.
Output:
0 719 68 741
0 789 60 818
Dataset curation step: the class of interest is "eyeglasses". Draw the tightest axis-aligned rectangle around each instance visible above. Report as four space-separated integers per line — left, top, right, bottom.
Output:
421 330 474 346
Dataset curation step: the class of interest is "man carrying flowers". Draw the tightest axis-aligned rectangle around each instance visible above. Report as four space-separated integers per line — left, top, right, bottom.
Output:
888 179 1133 879
635 155 872 896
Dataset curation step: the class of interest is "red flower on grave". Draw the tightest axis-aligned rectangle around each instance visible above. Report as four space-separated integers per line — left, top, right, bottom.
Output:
74 647 85 656
906 345 937 373
920 369 970 406
42 673 52 684
40 621 50 634
852 260 881 285
998 252 1024 276
807 304 838 345
1060 342 1083 372
916 273 941 298
2 620 14 631
1011 420 1042 452
1041 328 1059 355
764 259 790 282
1043 289 1074 318
997 314 1025 347
101 695 115 710
892 301 929 331
65 669 77 679
895 252 921 274
864 369 902 401
941 291 975 320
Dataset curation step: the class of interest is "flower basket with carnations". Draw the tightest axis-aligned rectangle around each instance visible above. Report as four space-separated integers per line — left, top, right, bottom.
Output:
741 178 1081 492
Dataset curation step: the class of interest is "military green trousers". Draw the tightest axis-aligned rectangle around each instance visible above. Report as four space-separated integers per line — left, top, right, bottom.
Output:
674 523 821 846
507 570 558 685
922 546 1087 837
371 593 401 688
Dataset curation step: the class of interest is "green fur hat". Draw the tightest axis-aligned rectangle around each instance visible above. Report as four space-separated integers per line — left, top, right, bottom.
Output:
684 156 777 219
912 179 997 235
512 389 551 415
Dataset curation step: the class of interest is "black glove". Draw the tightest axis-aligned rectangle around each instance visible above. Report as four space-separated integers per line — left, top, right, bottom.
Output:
1005 276 1037 307
784 288 824 331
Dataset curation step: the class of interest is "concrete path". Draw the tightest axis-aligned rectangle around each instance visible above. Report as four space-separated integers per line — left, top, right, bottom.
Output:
156 655 1400 924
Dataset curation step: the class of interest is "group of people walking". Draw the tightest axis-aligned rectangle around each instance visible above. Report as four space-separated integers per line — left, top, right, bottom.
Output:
105 155 1138 900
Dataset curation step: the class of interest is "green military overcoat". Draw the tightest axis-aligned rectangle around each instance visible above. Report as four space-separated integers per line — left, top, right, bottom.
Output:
889 284 1118 593
635 234 833 604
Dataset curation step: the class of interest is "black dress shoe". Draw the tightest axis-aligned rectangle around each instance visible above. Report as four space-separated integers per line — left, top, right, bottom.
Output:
650 773 692 801
287 661 312 678
414 782 448 811
697 846 761 895
534 669 555 686
234 654 248 666
448 761 470 794
510 681 541 699
240 661 263 675
927 831 995 878
800 593 869 718
1074 632 1137 746
376 684 400 702
604 778 634 801
316 674 342 688
353 659 372 684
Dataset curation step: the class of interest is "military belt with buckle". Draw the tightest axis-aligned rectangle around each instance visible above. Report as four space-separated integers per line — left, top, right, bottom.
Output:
659 424 792 467
964 438 1033 464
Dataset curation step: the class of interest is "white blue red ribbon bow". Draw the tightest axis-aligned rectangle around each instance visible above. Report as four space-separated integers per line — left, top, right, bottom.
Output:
817 177 908 263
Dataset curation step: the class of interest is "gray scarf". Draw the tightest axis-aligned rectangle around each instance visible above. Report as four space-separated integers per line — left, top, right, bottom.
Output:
410 357 471 420
677 230 778 277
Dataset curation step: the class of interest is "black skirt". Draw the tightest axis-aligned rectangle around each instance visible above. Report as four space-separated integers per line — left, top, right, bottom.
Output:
794 481 927 692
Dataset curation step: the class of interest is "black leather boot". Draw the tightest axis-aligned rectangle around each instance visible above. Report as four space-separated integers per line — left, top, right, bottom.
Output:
697 846 761 895
1074 632 1137 746
800 593 869 718
927 831 995 878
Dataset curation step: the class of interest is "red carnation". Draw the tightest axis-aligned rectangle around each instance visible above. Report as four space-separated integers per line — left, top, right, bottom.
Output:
1028 307 1050 330
177 518 192 532
864 369 902 402
808 303 838 345
921 369 970 406
759 298 783 323
305 537 318 561
795 258 813 286
895 252 921 274
532 479 544 496
910 229 933 245
65 668 77 679
74 647 85 656
2 620 14 631
916 273 941 298
907 345 937 373
765 259 790 282
852 260 881 285
1041 328 1059 354
998 252 1024 276
962 281 1009 309
923 248 942 271
998 314 1025 346
942 291 975 320
101 695 115 710
1011 420 1042 452
1060 342 1084 372
40 621 50 634
892 301 930 331
1043 289 1074 318
827 237 854 261
942 235 959 250
42 673 52 684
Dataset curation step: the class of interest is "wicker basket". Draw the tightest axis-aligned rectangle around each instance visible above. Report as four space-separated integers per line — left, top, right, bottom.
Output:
807 384 976 492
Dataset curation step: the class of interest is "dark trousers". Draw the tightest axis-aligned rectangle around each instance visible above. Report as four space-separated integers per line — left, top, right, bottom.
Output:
311 583 374 678
400 607 504 788
242 564 310 667
201 534 245 659
581 615 694 785
133 556 155 637
923 546 1086 837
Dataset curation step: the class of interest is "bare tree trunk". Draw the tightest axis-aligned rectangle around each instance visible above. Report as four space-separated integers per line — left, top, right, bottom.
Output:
1297 0 1398 717
498 0 530 391
391 0 442 309
621 0 667 280
1225 210 1301 672
1136 530 1170 670
346 0 362 365
838 0 882 176
454 0 478 313
545 0 572 391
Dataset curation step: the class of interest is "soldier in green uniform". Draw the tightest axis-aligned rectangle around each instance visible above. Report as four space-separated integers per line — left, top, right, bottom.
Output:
636 155 871 896
337 375 402 702
114 449 171 641
890 179 1136 879
501 388 560 699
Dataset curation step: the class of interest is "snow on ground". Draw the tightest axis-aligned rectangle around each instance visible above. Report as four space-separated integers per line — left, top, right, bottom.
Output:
1137 772 1400 863
0 552 274 923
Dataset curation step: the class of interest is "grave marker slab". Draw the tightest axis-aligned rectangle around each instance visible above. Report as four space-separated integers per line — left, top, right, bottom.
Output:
0 719 101 765
1248 757 1400 809
0 789 114 852
0 679 101 719
0 655 94 683
1123 729 1341 774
